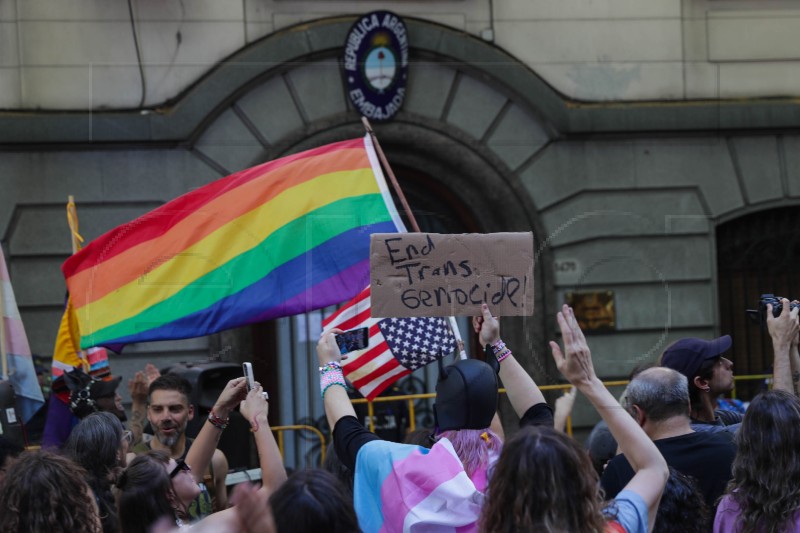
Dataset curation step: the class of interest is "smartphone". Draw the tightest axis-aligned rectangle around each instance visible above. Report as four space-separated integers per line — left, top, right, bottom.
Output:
335 327 370 355
242 362 255 391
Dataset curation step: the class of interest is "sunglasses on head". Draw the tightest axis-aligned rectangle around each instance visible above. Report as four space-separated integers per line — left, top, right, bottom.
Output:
169 459 191 479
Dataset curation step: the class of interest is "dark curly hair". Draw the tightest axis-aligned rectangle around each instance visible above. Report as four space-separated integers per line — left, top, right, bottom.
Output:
724 390 800 533
654 467 709 533
0 450 102 533
481 426 608 533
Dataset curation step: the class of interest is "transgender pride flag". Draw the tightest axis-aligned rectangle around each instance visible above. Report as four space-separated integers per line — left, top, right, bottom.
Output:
1 247 45 423
354 438 485 533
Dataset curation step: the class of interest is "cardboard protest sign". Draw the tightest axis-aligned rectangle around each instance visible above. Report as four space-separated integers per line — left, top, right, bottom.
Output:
370 232 534 317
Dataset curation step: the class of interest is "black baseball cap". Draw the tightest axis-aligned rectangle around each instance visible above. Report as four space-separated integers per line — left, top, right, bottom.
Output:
660 335 732 380
433 359 498 432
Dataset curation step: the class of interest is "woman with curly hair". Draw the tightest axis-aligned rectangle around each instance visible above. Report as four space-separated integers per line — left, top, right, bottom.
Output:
481 305 668 533
0 449 102 533
715 390 800 533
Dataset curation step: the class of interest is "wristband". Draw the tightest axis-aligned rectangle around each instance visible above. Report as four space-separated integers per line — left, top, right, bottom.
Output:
320 365 348 398
207 410 229 430
495 347 512 363
491 339 512 363
319 361 343 375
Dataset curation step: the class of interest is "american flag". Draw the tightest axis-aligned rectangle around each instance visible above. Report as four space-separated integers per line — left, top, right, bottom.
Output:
322 286 458 400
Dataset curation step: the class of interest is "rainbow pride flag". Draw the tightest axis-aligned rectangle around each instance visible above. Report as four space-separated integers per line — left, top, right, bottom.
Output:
62 135 405 350
354 439 485 533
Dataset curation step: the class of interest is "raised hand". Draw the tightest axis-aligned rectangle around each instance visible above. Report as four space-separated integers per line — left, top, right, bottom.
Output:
472 303 500 346
549 304 597 387
144 363 161 385
240 384 269 427
127 371 149 403
213 377 248 418
767 298 800 348
317 328 345 367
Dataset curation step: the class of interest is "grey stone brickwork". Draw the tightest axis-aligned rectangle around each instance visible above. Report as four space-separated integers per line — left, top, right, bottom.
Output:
1 16 798 426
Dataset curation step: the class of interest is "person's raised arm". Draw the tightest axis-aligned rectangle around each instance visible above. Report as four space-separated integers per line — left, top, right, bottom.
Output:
553 387 577 433
127 371 149 446
767 299 800 395
790 309 800 397
126 363 162 446
239 384 287 496
185 377 247 484
318 329 357 431
474 303 546 418
549 305 667 533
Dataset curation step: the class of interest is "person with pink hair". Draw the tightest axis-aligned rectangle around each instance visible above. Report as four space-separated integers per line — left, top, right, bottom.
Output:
318 303 551 532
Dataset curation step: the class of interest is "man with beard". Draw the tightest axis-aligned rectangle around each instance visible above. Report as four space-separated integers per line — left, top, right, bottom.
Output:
130 373 230 518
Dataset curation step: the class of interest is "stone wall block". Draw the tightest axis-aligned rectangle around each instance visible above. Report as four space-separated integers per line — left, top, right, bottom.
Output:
236 76 305 145
194 108 265 172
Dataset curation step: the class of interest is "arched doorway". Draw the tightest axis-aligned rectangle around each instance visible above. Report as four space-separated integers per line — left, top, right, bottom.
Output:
245 122 552 467
717 208 800 400
188 20 555 467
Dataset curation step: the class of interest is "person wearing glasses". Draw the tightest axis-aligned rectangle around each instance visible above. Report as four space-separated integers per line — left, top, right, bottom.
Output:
65 411 133 533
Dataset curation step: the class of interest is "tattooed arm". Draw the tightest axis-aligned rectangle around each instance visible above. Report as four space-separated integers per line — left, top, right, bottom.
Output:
127 371 149 445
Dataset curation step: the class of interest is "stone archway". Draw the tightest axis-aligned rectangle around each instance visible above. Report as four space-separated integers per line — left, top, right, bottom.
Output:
190 25 559 440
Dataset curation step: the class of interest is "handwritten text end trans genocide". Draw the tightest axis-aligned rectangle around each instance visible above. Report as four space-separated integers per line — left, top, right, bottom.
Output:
370 232 534 318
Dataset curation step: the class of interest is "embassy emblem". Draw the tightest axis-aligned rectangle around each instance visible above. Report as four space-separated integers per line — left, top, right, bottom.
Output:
344 11 409 122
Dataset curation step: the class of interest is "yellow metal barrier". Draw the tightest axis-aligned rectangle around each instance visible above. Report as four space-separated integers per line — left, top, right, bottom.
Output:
349 375 770 438
27 376 772 455
730 373 772 399
271 424 327 466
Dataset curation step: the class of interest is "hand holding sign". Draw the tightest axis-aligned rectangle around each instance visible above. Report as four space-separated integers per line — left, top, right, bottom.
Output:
370 232 534 317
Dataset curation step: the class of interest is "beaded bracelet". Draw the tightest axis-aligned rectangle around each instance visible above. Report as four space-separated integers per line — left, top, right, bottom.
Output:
495 347 512 363
319 361 343 375
491 339 512 363
207 410 229 430
320 365 348 399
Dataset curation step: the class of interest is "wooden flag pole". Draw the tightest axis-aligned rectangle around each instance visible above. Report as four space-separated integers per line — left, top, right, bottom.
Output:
362 117 468 360
361 117 422 233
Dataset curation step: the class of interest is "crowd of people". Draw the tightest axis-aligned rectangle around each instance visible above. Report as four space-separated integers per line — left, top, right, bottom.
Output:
0 298 798 532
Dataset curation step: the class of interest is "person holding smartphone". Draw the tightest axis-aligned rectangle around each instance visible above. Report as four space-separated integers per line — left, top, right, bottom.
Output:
129 374 238 517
